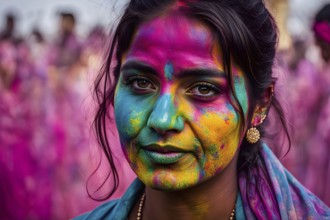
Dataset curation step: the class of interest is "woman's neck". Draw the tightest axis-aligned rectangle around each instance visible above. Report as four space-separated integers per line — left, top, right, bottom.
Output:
132 155 238 220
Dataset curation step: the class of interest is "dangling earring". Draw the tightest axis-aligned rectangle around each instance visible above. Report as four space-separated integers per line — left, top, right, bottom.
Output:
246 127 260 144
246 113 266 144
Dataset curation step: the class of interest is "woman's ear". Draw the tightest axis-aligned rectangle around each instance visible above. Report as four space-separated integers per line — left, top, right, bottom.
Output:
250 84 274 127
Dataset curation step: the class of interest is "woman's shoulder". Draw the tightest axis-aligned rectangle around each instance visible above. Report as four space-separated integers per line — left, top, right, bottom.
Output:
73 199 120 220
73 178 144 220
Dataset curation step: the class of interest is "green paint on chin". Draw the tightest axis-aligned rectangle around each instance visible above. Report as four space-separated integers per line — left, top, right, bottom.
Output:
164 61 174 81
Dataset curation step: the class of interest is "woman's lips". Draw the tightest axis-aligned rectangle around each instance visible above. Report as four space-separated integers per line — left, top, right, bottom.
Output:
144 150 185 164
141 144 188 164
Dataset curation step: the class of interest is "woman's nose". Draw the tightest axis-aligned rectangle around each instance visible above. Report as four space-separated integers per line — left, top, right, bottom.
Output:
147 94 184 134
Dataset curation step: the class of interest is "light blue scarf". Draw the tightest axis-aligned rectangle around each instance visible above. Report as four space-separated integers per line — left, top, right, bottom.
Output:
238 144 330 219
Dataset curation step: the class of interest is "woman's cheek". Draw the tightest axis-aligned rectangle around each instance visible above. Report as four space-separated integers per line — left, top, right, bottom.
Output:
192 105 240 175
193 104 238 145
114 86 153 142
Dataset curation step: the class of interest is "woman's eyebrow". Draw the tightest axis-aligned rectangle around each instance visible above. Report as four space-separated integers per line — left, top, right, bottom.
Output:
177 68 226 78
121 61 226 79
121 60 158 75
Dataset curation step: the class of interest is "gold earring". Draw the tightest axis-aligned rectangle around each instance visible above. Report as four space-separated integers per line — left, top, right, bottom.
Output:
247 111 267 144
246 127 260 144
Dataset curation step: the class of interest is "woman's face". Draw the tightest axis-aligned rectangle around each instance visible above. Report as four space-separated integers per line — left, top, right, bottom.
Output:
114 12 250 190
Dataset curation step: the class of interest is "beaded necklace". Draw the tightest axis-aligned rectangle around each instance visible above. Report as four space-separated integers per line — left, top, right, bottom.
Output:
136 193 236 220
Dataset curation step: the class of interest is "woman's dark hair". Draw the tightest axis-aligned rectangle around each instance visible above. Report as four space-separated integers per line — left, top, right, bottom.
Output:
89 0 291 200
315 3 330 23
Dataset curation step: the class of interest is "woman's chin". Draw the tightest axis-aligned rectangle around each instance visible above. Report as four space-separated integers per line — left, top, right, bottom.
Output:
138 172 201 191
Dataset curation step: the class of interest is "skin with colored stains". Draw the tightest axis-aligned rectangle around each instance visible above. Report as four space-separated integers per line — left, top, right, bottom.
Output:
114 11 250 191
164 62 174 81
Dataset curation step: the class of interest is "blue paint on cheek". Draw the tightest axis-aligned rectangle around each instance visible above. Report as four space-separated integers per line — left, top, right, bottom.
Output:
114 92 135 140
164 61 174 81
114 83 155 141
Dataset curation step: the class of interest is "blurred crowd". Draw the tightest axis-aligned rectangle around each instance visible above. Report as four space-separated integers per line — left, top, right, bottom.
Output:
0 11 134 219
270 3 330 207
0 2 329 220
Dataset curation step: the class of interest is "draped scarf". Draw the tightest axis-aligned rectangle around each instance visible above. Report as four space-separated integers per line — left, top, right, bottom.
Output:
238 144 330 219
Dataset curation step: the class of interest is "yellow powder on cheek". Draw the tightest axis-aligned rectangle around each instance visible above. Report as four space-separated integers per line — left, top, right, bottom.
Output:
165 123 200 150
205 125 241 176
195 110 240 176
132 151 156 186
197 111 237 146
129 116 142 133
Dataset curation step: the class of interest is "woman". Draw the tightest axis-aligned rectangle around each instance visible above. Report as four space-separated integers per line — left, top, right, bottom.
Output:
75 0 330 219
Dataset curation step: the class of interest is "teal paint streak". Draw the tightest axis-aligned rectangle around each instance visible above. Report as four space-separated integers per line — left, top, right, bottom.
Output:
147 94 184 132
164 61 174 81
233 75 249 115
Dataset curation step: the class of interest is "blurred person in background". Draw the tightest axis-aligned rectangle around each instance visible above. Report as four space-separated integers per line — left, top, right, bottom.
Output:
302 2 330 205
279 2 330 206
314 4 330 65
0 12 19 90
0 11 54 220
0 12 19 43
77 25 106 96
48 11 83 82
264 2 330 206
0 9 101 220
0 12 36 93
28 28 49 80
277 36 325 185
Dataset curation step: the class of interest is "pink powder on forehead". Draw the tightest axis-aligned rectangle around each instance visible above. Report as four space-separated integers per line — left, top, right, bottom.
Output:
126 11 218 74
174 0 195 8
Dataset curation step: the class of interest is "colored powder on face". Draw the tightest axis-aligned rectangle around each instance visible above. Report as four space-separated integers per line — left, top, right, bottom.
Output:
233 74 249 116
164 61 174 81
129 111 144 133
148 94 179 129
115 11 251 192
224 116 230 124
190 27 207 44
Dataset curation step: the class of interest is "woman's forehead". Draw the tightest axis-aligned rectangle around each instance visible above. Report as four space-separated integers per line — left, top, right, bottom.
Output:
124 11 224 75
145 12 209 35
133 11 213 49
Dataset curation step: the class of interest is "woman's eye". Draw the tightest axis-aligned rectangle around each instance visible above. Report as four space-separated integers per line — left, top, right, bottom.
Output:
186 82 221 100
126 77 156 93
135 79 150 88
197 86 212 95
